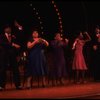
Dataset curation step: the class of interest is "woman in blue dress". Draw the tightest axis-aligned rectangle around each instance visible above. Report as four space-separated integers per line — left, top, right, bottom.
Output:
26 30 49 88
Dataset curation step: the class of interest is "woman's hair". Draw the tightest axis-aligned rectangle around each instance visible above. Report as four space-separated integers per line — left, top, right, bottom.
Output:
81 31 89 40
32 29 38 33
4 26 11 34
31 29 41 38
76 31 86 40
31 26 42 36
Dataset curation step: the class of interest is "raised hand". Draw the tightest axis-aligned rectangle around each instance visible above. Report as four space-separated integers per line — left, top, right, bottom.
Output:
14 20 23 30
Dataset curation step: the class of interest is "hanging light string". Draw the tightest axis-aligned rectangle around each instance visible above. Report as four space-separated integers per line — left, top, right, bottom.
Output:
30 3 44 34
51 0 63 33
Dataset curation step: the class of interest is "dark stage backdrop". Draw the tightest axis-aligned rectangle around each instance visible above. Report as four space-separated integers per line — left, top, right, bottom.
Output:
0 1 100 46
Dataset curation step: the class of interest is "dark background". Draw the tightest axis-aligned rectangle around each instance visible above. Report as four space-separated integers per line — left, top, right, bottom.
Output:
0 0 99 46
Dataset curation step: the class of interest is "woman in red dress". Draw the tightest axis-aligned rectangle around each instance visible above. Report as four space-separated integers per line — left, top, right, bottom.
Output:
72 32 91 83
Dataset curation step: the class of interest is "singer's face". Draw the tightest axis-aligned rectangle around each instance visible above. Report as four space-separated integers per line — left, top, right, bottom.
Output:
55 33 61 40
32 31 39 38
95 28 100 34
79 32 83 40
96 33 100 39
5 27 11 34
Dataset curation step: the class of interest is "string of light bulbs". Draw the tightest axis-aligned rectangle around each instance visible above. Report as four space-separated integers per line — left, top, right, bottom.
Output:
51 0 63 33
30 3 44 34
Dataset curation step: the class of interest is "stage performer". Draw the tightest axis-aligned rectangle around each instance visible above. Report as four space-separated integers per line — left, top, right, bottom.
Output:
72 31 91 84
50 33 69 86
26 30 49 88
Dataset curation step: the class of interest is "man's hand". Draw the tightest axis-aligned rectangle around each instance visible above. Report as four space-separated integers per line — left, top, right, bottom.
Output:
12 43 21 49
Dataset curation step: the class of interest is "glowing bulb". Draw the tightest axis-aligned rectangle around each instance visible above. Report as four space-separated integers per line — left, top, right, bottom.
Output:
59 21 62 24
41 27 43 29
30 3 32 7
36 12 38 15
42 32 44 34
40 22 42 24
58 17 61 20
57 13 60 16
33 8 35 10
61 34 63 36
56 9 58 12
60 25 62 28
38 17 40 19
54 4 57 8
60 30 63 32
52 1 55 4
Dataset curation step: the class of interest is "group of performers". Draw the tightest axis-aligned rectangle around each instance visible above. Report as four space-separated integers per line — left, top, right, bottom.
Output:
0 21 100 91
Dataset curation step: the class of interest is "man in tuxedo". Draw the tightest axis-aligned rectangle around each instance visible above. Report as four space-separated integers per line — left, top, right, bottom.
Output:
0 26 22 90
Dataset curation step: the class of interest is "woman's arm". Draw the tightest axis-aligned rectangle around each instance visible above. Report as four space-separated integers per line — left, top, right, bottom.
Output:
63 38 69 46
72 39 78 50
12 43 21 49
84 32 91 42
41 38 49 46
27 40 39 49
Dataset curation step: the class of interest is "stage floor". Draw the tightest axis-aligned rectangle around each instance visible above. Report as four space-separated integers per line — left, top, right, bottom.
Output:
0 81 100 99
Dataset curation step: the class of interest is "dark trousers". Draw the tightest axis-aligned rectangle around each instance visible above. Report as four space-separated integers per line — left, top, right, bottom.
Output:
0 49 21 88
0 49 6 88
93 62 100 81
92 53 100 81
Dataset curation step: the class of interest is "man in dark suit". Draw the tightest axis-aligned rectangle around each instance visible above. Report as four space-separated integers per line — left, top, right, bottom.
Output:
92 27 100 82
0 26 22 90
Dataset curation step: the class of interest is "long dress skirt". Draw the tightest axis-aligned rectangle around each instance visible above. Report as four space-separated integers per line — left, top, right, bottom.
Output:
50 40 67 79
26 43 47 77
72 40 87 70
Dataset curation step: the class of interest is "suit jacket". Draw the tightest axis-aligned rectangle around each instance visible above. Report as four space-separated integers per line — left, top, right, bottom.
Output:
0 34 12 51
0 33 20 55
